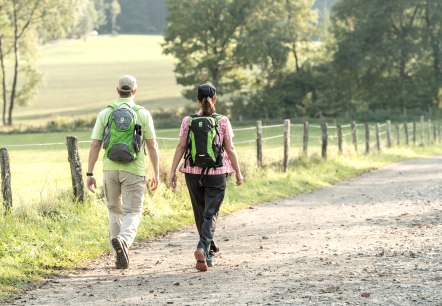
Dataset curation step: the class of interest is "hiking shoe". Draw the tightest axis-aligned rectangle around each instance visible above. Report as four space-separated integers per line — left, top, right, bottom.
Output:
194 249 208 272
210 240 220 254
206 254 215 267
112 237 129 269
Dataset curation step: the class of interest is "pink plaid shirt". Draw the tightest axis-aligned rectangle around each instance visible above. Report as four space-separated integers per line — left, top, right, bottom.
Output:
179 113 236 175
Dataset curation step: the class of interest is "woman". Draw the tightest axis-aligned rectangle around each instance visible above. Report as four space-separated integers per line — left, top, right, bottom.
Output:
170 82 243 272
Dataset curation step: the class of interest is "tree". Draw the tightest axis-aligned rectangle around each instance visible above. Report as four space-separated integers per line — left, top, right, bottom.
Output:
96 0 121 34
70 0 107 39
0 0 77 126
423 0 442 106
329 0 434 118
117 0 167 34
109 0 121 34
163 0 259 100
163 0 318 121
239 0 319 119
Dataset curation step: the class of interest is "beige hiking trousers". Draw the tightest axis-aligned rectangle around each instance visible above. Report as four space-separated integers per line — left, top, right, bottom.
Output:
103 171 146 248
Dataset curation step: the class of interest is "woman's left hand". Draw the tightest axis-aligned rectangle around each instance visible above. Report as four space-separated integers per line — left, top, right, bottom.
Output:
235 172 244 186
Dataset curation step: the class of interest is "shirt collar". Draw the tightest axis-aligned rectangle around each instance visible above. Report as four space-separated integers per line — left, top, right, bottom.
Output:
115 97 135 106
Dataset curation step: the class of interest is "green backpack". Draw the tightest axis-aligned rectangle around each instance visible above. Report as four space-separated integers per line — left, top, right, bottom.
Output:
184 114 224 169
103 103 143 163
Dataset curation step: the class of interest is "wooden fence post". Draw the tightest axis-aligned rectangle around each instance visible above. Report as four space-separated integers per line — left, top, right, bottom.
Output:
351 121 358 152
303 121 309 157
420 115 424 146
66 136 85 202
395 125 400 146
283 119 290 172
337 124 343 154
365 122 370 154
404 122 409 146
413 121 416 146
375 123 380 151
386 120 392 148
321 122 328 159
433 123 437 144
256 121 263 168
0 147 12 211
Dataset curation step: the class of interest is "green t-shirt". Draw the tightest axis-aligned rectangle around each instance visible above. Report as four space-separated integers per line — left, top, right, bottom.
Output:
91 98 156 176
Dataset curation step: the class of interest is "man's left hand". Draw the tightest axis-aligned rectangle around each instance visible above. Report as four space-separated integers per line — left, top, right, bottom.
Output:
149 175 159 191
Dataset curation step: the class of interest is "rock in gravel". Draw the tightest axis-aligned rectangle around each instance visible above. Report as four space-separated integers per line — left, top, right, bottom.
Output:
324 286 339 293
361 292 371 298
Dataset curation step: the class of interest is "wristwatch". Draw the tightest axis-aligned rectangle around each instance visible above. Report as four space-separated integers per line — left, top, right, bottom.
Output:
86 172 94 177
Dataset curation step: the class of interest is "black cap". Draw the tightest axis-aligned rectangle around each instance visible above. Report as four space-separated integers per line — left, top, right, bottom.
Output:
197 82 216 100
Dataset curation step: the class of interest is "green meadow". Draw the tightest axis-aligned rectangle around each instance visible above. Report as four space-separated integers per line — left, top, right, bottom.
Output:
14 35 188 124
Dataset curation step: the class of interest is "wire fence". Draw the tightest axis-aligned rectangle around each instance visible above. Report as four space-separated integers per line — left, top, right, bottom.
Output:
1 116 441 208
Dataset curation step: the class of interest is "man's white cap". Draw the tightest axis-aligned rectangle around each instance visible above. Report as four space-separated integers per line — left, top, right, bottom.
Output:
118 75 137 92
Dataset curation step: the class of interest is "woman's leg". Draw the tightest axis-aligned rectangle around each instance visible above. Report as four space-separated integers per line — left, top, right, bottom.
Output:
185 174 205 235
197 174 226 256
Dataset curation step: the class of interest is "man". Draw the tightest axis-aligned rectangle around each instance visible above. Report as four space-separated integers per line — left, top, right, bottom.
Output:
86 75 159 269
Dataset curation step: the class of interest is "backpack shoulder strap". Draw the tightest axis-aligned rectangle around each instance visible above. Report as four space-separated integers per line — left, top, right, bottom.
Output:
183 115 194 163
212 113 223 122
188 114 200 126
132 105 144 112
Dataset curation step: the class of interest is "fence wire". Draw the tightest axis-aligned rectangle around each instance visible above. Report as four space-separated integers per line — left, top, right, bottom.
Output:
2 119 442 207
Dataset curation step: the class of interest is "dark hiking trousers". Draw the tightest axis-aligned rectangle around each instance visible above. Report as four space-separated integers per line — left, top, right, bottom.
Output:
185 173 226 256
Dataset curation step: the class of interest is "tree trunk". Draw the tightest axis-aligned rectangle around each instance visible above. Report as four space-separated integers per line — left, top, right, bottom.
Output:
8 3 20 126
425 1 441 105
0 36 7 126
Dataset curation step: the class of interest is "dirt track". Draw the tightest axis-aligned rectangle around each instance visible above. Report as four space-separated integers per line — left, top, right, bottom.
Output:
6 156 442 305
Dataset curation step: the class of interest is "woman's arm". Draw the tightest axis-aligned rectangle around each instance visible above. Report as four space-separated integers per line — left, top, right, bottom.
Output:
224 137 243 186
169 136 187 189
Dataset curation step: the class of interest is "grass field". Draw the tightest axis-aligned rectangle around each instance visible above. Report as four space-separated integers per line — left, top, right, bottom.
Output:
1 120 430 208
13 35 188 124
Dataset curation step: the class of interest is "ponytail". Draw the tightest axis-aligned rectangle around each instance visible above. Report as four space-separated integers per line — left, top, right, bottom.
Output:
200 96 216 116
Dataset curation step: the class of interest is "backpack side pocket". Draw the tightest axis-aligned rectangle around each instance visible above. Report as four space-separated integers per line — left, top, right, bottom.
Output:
133 123 143 153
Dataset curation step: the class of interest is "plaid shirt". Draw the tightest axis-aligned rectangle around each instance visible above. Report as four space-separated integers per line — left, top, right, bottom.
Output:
179 112 236 175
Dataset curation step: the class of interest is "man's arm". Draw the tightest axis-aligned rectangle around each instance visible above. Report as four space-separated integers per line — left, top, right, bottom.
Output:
145 139 159 190
86 139 102 193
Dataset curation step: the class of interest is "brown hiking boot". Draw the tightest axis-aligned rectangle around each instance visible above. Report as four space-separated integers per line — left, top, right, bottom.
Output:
194 249 208 272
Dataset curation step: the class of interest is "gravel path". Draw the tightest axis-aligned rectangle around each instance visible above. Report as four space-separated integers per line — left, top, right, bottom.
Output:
6 156 442 306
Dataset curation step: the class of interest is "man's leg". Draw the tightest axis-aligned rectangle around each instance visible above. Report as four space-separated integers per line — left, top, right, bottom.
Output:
103 171 123 244
103 171 129 269
119 171 146 248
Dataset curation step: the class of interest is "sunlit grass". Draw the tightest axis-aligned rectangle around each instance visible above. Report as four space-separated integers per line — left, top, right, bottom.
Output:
14 35 189 125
